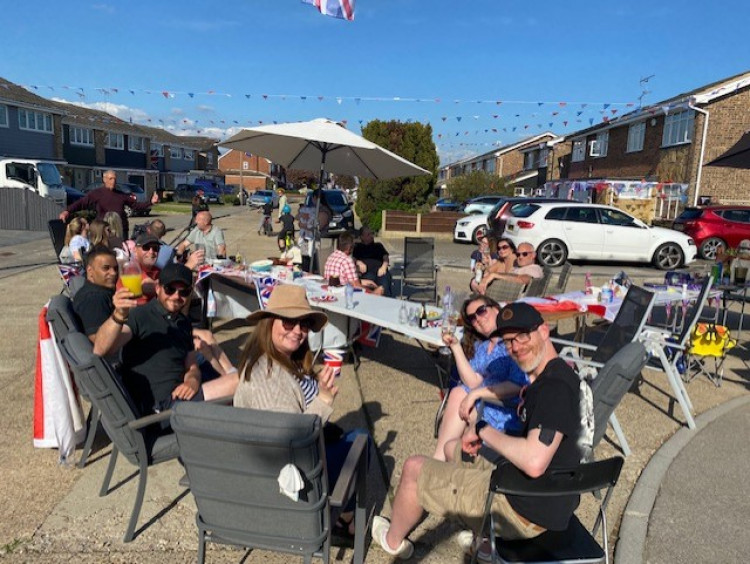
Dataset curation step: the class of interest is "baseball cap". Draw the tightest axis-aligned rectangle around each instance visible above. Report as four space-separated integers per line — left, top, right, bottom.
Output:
495 302 544 334
159 263 193 287
136 234 160 247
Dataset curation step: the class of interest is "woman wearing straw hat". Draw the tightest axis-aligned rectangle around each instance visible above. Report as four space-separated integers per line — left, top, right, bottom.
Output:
234 284 368 541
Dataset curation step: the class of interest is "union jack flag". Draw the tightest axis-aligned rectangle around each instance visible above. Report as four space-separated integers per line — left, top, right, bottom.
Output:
301 0 355 21
196 264 214 282
57 265 82 289
357 321 382 348
253 276 279 308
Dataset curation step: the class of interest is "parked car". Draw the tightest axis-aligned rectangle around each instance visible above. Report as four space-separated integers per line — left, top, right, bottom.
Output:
503 202 697 270
672 206 750 260
486 197 570 236
304 189 354 234
63 185 85 206
248 189 279 208
454 214 489 243
462 195 506 215
435 197 463 212
84 181 151 216
174 183 222 204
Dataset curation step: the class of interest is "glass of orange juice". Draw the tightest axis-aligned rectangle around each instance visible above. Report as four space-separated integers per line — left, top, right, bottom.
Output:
120 259 143 297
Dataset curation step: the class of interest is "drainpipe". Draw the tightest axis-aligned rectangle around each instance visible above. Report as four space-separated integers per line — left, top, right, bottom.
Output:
689 99 709 207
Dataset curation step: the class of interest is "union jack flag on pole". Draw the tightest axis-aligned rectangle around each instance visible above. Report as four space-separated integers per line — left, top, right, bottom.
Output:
301 0 355 21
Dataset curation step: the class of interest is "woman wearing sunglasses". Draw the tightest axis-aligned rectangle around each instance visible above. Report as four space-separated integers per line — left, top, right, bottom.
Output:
234 284 368 541
433 294 528 461
471 237 517 294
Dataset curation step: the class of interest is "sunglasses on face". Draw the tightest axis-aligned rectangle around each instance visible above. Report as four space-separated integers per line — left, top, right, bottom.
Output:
465 304 492 324
140 244 160 253
163 285 192 298
280 317 314 331
517 251 533 257
498 244 511 250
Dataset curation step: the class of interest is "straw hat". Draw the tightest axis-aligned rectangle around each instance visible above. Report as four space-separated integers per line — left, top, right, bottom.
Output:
246 285 328 332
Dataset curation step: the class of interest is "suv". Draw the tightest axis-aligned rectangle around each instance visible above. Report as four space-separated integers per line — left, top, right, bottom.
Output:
174 183 222 204
503 202 697 270
304 189 354 234
462 195 506 215
672 206 750 260
486 197 569 236
248 189 279 208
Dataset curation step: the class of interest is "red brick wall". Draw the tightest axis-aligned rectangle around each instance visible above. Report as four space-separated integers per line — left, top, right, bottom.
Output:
219 149 272 175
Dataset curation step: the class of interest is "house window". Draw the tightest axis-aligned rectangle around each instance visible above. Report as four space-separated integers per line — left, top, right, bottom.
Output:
627 121 646 152
170 146 182 159
523 152 535 170
572 139 585 162
539 148 548 168
594 132 609 158
70 127 94 146
207 152 214 166
128 135 146 152
183 149 194 160
0 104 7 127
662 110 695 147
105 132 124 149
18 109 53 133
486 158 495 173
152 143 164 157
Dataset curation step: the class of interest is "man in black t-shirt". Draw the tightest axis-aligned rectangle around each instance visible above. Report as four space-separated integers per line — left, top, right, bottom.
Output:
372 302 586 559
73 247 118 342
353 226 392 296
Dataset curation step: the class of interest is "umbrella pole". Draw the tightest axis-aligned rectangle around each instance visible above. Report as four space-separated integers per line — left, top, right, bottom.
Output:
311 149 328 275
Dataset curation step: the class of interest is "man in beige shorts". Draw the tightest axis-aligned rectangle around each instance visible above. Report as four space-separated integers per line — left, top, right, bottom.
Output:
372 302 585 559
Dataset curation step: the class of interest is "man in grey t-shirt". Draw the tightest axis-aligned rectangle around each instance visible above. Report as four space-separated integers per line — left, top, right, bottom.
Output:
176 211 226 260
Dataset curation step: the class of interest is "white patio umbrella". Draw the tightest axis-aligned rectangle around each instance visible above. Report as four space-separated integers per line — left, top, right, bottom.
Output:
220 118 432 271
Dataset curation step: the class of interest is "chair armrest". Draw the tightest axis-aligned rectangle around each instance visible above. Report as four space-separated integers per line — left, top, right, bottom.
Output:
329 434 368 508
551 336 597 352
128 395 234 430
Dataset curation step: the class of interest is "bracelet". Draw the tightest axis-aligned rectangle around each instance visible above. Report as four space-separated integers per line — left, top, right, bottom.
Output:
475 420 489 438
111 313 128 326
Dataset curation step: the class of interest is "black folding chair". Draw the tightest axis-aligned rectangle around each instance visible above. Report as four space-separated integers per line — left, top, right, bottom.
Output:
400 237 438 304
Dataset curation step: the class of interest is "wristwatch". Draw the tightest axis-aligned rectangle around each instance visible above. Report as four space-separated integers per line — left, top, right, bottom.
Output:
475 419 489 438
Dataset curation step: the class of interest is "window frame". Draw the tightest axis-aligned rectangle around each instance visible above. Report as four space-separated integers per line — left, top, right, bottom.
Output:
70 126 94 146
128 135 146 153
0 104 8 128
627 121 646 153
18 108 54 134
105 132 124 150
170 146 182 159
572 139 585 162
594 131 609 158
183 148 194 160
151 143 164 157
662 110 695 147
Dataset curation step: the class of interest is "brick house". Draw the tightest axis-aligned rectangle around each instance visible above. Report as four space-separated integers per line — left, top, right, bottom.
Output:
438 133 558 196
562 70 750 211
219 149 277 192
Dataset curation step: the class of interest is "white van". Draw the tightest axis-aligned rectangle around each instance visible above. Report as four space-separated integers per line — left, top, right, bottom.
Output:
0 157 67 206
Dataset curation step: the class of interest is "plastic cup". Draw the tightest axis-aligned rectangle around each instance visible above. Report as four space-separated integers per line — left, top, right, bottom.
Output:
120 273 143 297
323 348 345 378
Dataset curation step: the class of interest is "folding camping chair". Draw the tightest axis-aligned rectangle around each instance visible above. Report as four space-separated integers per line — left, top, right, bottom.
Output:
400 237 438 304
684 322 736 387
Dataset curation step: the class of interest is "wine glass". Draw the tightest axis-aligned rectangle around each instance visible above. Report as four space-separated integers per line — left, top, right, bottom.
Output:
439 309 458 356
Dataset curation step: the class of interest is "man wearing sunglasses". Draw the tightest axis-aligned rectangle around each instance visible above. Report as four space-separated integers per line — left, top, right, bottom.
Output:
372 302 590 560
94 263 239 417
478 242 543 295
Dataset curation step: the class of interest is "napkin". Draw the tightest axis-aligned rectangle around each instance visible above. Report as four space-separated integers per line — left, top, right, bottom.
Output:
277 463 304 502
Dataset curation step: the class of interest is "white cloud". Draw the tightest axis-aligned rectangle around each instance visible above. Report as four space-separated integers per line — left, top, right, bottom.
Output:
171 108 185 116
52 98 150 122
196 105 215 113
91 3 115 14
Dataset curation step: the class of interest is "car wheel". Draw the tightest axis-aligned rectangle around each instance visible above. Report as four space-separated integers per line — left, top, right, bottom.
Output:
653 243 684 270
124 205 133 217
699 237 725 260
472 225 486 244
537 239 567 267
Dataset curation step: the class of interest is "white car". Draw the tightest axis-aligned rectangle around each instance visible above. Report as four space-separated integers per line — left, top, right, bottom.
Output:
463 195 505 215
503 202 697 270
454 213 489 243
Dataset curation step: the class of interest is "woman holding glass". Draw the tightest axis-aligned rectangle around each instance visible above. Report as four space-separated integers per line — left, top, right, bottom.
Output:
432 294 528 461
233 284 368 540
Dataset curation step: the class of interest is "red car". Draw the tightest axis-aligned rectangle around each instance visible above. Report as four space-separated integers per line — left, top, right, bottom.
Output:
672 206 750 259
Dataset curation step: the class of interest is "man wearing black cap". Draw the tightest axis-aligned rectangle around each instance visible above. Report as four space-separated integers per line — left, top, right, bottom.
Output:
94 263 238 415
372 302 589 560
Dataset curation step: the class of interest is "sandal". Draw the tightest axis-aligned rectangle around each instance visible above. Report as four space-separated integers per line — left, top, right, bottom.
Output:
331 515 355 547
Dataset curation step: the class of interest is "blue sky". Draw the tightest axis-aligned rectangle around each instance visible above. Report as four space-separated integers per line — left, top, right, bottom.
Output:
2 0 748 164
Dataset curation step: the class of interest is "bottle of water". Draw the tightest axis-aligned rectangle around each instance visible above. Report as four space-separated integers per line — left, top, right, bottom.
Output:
345 282 354 309
398 300 408 324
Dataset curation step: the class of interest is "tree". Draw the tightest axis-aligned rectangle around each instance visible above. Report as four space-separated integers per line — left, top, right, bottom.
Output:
447 170 510 203
355 120 438 230
285 169 318 189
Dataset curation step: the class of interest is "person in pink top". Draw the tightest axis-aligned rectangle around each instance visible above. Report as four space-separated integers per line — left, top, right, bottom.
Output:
323 232 365 289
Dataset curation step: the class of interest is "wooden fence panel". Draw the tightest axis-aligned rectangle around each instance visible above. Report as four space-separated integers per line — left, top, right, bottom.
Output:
421 212 465 233
0 188 62 231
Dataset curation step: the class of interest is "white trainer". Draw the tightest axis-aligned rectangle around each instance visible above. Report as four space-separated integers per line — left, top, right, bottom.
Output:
371 515 415 559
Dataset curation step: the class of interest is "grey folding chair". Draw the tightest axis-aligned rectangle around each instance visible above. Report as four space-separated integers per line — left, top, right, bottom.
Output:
171 402 369 564
523 267 553 298
474 457 625 564
46 295 100 469
553 285 656 455
400 237 438 304
639 275 715 429
555 262 574 293
48 219 67 261
485 278 525 304
60 331 179 543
